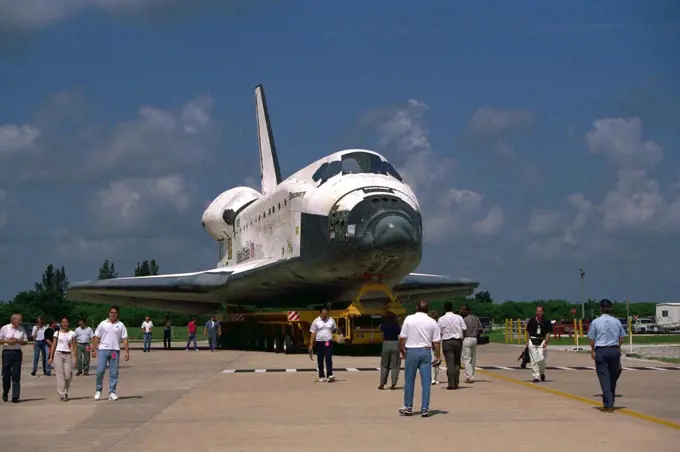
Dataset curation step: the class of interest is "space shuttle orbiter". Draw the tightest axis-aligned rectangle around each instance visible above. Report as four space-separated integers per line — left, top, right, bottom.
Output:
67 85 479 313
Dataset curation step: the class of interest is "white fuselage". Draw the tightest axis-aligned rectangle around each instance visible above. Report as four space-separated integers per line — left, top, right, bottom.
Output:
202 149 421 277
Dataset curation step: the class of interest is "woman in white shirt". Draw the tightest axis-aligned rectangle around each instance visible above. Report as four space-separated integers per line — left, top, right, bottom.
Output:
48 317 78 401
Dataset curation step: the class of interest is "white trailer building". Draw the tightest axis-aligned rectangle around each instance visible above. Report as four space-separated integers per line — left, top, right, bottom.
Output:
656 303 680 329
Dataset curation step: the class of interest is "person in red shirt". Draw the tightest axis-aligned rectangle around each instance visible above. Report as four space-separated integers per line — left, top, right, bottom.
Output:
186 318 198 352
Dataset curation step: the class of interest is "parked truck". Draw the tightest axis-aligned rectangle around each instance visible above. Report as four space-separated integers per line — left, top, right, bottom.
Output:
632 317 662 334
217 283 406 354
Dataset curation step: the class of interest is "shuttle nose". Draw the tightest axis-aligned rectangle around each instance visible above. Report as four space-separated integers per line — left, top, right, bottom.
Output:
372 215 417 251
331 193 422 255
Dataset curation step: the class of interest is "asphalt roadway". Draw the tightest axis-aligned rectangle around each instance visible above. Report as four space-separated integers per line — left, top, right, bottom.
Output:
1 343 679 452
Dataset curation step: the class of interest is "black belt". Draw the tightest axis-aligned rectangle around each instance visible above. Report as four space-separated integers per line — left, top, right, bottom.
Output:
2 348 21 352
595 345 620 350
57 350 72 354
444 337 463 341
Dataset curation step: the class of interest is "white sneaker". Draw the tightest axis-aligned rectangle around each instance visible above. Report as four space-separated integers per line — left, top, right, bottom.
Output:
108 393 119 401
431 380 438 385
318 377 327 382
94 391 101 401
327 375 336 382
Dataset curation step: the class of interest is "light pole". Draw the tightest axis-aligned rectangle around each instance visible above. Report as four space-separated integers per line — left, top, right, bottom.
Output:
579 268 585 320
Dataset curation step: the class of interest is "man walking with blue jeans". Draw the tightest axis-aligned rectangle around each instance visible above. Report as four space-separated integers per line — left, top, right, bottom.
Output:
398 300 441 417
588 298 626 412
141 316 153 352
30 318 49 376
92 305 130 401
186 318 198 352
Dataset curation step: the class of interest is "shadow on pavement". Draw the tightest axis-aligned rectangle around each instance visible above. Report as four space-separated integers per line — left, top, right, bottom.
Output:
592 406 627 412
17 398 45 403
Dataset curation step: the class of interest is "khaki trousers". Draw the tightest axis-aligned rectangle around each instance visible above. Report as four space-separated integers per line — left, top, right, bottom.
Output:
461 337 478 380
528 344 547 380
54 352 74 396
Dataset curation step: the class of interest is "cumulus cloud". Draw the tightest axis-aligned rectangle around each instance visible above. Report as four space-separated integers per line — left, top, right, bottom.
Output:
0 89 226 298
473 206 505 236
0 0 272 58
85 95 218 178
588 117 680 234
527 116 680 261
585 117 663 171
0 0 81 30
463 105 540 187
363 99 505 245
0 124 41 157
0 0 259 31
0 91 220 188
88 175 193 237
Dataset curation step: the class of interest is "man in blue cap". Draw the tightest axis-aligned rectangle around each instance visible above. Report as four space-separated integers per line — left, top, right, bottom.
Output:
587 298 627 412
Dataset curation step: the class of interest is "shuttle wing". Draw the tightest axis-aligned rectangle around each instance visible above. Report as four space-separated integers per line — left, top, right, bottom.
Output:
392 272 480 301
66 259 272 315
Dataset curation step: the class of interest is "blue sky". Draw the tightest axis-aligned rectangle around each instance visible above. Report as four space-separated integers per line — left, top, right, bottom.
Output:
1 0 679 303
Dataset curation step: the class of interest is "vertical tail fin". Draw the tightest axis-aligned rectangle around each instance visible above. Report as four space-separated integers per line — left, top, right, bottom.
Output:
254 84 282 195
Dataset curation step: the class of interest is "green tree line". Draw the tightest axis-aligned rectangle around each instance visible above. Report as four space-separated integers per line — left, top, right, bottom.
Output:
410 290 656 322
1 262 658 326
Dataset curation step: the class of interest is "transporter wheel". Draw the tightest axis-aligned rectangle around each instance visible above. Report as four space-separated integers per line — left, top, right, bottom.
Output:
283 335 293 355
273 336 282 354
263 335 269 351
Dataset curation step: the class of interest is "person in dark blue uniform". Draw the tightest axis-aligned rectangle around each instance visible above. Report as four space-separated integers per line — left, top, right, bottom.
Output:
588 299 627 412
378 311 401 390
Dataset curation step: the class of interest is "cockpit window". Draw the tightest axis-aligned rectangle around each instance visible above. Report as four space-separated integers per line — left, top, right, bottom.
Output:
311 162 329 182
312 160 342 184
312 152 403 184
326 161 342 179
383 161 403 182
341 152 386 176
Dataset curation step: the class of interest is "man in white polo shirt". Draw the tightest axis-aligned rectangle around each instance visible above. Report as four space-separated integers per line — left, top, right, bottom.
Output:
140 316 153 352
92 305 129 401
308 307 337 382
438 301 467 389
399 300 441 417
1 313 28 403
